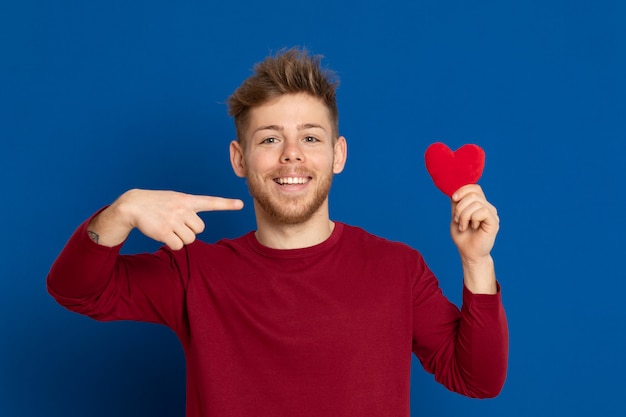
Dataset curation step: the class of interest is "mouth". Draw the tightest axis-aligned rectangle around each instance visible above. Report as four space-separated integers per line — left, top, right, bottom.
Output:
273 176 312 186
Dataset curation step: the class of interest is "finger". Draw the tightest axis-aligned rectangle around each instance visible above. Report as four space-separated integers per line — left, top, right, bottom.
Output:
452 193 483 223
187 195 244 213
185 213 206 235
471 207 490 230
456 201 489 232
173 225 197 247
459 204 498 233
163 233 185 251
451 184 485 203
452 187 491 223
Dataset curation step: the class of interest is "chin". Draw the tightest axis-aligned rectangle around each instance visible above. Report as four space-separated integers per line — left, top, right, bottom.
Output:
261 202 323 225
247 174 333 225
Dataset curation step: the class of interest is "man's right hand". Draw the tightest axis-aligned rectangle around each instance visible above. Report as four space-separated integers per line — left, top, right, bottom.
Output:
88 189 244 250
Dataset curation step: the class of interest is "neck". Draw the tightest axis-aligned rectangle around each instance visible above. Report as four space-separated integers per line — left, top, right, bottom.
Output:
253 204 335 250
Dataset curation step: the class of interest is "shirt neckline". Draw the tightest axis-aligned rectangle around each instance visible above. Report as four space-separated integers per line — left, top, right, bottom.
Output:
245 222 345 259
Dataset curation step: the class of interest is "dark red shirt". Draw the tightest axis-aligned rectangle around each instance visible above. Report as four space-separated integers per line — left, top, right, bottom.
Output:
48 218 508 417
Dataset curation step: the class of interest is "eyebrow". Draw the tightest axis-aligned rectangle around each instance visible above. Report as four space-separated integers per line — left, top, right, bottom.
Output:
252 123 327 135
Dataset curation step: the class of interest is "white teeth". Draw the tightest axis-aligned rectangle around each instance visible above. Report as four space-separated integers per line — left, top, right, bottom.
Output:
276 177 308 185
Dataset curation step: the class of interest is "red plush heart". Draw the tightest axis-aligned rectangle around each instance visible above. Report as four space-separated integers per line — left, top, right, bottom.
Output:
424 142 485 197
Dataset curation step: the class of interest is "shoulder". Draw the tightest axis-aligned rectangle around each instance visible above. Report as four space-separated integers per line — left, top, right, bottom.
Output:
337 222 422 259
335 223 434 284
338 222 412 246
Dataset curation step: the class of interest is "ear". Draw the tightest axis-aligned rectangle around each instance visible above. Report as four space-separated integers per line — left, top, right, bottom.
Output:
332 136 348 174
230 140 247 178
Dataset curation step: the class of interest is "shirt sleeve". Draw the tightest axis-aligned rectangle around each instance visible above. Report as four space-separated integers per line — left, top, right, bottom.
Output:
411 254 508 398
47 212 190 333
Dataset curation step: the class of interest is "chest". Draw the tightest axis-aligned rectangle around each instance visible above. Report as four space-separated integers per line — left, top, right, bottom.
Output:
186 254 412 356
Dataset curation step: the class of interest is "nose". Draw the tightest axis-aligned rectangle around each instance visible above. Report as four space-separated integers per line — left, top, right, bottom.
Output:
281 139 303 163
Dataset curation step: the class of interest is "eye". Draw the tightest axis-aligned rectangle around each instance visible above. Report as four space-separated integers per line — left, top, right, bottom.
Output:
261 137 278 144
303 136 319 143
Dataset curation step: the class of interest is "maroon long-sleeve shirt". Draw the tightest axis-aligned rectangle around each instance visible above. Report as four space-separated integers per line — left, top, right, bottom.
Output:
48 217 508 417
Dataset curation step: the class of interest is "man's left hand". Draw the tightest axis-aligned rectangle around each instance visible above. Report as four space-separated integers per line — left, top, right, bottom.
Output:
450 184 499 263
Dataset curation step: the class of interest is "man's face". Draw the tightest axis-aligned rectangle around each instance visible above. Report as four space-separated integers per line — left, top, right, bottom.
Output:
230 93 347 225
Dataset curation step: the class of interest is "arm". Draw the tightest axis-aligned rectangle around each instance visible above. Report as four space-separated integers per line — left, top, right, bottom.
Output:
47 189 243 323
411 260 507 399
413 185 507 398
453 184 507 395
87 189 244 249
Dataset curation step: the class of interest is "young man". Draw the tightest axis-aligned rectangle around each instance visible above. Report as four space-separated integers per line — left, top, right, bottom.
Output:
48 48 508 417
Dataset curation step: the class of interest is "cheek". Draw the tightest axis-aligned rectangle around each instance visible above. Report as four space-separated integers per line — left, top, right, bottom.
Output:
243 155 272 178
308 147 334 163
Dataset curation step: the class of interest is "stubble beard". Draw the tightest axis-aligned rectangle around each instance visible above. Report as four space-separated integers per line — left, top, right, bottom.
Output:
246 169 334 225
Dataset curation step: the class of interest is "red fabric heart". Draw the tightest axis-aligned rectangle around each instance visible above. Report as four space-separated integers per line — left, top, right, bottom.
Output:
424 142 485 197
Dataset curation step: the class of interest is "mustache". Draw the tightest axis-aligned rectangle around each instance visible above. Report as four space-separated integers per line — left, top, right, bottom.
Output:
269 168 314 178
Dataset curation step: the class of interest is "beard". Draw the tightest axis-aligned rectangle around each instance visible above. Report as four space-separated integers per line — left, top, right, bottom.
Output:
245 168 334 225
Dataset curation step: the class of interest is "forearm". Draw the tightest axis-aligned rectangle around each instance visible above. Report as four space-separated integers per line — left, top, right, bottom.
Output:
461 255 497 294
47 213 188 325
47 197 135 298
413 274 508 398
454 285 508 397
87 193 137 247
47 212 124 301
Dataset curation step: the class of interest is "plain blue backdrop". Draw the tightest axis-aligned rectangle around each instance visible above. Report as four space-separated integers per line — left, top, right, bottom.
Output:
2 0 625 416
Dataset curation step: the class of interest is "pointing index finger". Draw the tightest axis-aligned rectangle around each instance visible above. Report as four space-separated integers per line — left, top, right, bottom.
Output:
189 195 244 213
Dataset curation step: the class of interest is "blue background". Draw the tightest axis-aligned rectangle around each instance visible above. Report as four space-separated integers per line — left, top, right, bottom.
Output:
2 0 625 416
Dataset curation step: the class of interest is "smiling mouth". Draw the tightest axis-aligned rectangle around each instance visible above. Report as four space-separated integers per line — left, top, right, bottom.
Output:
274 176 311 185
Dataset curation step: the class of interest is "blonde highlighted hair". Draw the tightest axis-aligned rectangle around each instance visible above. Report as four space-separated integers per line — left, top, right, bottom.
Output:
227 47 340 142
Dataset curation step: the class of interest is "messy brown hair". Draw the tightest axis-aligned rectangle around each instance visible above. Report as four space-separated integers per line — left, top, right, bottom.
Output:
227 47 340 143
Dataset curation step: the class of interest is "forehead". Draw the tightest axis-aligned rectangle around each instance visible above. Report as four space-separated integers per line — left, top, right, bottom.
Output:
246 93 333 134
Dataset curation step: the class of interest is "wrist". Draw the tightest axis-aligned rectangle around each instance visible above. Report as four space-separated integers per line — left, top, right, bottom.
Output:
462 255 497 294
460 254 494 268
110 192 135 229
87 196 136 247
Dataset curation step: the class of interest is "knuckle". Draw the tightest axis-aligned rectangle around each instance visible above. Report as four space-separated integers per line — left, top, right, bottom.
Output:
167 238 182 251
157 223 173 238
